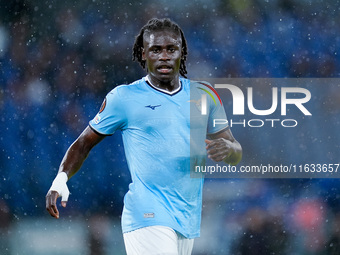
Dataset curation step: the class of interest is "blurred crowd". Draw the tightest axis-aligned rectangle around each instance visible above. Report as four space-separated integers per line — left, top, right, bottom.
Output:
1 0 340 254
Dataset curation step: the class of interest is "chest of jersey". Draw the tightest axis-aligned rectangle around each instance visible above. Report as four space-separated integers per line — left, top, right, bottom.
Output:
123 89 190 133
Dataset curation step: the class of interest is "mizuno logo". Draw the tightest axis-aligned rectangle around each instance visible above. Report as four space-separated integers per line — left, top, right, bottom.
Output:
145 105 161 110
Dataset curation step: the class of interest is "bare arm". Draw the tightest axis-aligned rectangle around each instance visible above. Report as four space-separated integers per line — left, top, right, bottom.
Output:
59 126 105 178
206 128 242 165
46 126 105 218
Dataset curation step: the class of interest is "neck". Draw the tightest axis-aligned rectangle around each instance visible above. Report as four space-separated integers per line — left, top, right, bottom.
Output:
146 75 180 92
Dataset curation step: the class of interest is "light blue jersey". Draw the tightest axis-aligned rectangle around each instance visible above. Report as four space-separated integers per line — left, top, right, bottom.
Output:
89 77 228 238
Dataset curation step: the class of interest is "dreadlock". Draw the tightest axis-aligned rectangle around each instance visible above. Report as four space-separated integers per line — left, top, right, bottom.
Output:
132 18 188 78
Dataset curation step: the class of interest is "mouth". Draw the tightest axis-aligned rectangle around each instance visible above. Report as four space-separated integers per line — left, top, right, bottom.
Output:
157 65 173 74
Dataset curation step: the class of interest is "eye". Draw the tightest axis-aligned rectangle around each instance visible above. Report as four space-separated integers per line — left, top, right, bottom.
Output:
168 48 175 53
152 48 160 53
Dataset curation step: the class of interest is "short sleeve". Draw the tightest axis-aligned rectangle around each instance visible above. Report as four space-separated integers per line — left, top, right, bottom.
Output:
207 91 229 135
89 87 126 135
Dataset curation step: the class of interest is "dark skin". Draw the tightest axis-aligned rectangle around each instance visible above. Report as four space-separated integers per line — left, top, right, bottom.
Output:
46 126 104 218
142 30 182 92
46 29 242 219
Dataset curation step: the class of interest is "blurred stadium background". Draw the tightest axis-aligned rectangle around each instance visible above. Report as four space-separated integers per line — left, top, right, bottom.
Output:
1 0 340 254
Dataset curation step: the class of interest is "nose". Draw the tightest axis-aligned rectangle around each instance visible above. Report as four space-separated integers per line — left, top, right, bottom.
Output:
159 49 170 61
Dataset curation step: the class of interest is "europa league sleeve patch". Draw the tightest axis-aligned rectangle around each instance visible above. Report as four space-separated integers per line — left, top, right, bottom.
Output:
99 97 107 113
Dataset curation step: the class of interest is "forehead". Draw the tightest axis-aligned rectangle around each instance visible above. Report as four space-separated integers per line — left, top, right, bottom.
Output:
143 30 182 47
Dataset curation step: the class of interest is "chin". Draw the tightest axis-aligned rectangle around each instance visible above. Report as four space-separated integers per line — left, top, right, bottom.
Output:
155 74 173 82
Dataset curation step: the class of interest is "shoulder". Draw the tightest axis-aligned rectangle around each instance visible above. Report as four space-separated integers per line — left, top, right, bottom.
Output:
189 79 213 89
180 77 210 90
185 79 215 94
188 79 223 107
107 78 146 100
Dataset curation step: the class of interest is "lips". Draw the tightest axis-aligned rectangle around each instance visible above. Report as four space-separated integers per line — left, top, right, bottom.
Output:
157 65 173 74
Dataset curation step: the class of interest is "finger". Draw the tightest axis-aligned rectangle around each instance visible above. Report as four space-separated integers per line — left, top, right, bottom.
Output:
46 191 54 213
209 148 231 162
206 144 212 150
46 201 59 218
208 151 222 160
209 153 225 162
46 192 51 210
208 140 231 152
46 191 60 219
205 139 225 150
210 154 225 162
207 147 218 156
205 141 216 150
52 191 60 218
51 192 60 219
51 205 59 219
61 201 67 208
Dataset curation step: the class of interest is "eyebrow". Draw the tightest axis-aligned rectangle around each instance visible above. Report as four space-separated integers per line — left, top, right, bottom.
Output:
149 44 180 47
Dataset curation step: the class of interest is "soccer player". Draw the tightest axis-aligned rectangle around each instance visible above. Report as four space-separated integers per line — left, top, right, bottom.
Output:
46 18 242 255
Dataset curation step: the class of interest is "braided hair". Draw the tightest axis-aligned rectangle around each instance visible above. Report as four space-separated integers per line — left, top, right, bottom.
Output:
132 18 188 78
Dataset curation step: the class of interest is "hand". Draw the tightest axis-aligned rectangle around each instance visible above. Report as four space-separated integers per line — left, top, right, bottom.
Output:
205 138 234 162
45 172 69 219
46 190 67 219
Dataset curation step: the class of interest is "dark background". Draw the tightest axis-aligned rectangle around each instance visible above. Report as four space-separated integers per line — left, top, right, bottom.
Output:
1 0 340 254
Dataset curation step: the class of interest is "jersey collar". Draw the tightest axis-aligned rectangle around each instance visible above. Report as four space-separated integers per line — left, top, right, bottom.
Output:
145 75 182 96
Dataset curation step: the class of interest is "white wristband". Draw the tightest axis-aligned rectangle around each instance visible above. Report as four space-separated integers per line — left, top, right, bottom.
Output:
48 172 70 202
